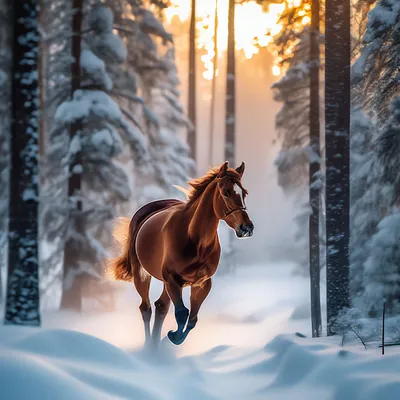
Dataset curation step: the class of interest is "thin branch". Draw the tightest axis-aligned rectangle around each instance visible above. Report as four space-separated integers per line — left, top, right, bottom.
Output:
351 328 367 349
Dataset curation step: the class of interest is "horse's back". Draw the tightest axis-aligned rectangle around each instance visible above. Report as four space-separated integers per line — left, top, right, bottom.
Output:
131 199 183 231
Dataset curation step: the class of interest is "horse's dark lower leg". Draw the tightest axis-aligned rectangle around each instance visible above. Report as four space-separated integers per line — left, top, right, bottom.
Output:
152 285 171 346
164 273 189 345
133 270 152 346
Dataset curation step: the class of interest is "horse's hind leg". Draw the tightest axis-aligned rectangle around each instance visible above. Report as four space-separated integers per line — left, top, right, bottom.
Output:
133 268 152 346
152 285 171 346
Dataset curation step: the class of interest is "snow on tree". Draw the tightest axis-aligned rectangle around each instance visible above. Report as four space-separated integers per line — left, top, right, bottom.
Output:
45 5 148 310
363 212 400 315
348 1 400 318
125 8 194 205
353 0 400 121
358 97 400 315
5 0 41 325
348 108 393 307
272 29 324 275
376 96 400 201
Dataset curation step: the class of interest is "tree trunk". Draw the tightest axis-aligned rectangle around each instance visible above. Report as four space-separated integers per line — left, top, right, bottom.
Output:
325 0 351 335
309 0 322 338
5 0 41 326
39 0 48 160
225 0 235 166
60 0 84 311
223 0 236 273
187 0 197 162
209 0 219 167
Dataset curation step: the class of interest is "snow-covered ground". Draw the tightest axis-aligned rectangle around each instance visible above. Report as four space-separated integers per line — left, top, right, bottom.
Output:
1 263 399 399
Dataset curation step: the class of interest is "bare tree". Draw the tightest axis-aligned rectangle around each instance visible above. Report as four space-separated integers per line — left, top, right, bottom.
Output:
309 0 322 338
325 0 351 335
60 0 83 310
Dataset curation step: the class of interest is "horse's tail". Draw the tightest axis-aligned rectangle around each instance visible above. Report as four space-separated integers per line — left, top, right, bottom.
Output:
106 217 134 282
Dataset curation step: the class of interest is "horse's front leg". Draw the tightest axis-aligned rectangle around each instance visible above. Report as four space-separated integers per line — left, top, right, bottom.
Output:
184 279 212 336
164 272 189 345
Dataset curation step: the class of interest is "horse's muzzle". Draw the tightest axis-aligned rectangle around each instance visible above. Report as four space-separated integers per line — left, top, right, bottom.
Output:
236 222 254 238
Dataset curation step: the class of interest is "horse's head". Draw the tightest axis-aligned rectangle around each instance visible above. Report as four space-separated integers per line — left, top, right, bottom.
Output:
214 161 254 238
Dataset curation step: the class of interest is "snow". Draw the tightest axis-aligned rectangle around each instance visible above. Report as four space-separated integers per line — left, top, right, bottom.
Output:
55 90 122 124
80 49 112 91
1 263 400 399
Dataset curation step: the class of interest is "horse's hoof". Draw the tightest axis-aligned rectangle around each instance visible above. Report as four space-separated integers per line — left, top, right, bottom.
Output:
167 330 186 346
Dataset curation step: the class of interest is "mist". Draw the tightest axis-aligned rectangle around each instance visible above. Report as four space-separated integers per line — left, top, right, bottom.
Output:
170 23 297 265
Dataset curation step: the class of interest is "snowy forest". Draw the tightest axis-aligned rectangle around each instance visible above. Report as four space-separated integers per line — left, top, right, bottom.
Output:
1 0 400 399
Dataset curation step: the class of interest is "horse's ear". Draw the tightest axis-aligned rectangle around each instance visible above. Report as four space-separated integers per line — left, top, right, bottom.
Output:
218 161 229 177
236 162 245 177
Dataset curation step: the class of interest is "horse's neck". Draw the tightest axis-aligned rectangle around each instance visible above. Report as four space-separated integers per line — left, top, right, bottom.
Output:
187 181 219 247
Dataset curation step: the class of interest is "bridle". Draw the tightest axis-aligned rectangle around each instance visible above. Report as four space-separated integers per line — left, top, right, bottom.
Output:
224 206 247 217
220 178 248 218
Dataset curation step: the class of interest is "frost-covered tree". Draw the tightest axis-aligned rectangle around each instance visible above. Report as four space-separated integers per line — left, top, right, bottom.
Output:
136 47 195 203
359 97 400 315
125 7 194 205
46 5 147 310
363 212 400 315
349 109 393 307
352 0 400 121
273 30 324 274
5 0 41 325
349 1 400 317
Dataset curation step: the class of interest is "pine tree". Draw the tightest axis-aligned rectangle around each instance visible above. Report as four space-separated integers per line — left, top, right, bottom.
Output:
325 0 351 335
352 0 400 121
360 96 400 315
5 0 41 325
46 5 147 310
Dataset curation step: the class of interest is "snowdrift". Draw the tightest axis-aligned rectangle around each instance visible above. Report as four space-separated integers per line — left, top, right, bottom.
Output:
1 326 400 400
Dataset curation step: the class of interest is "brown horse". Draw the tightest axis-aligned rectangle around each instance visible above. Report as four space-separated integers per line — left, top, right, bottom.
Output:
108 161 254 346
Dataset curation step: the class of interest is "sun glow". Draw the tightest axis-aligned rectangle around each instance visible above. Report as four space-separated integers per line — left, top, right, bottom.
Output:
164 0 310 78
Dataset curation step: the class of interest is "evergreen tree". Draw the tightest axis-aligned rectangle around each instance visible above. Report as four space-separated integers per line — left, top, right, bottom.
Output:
46 5 147 310
5 0 41 325
352 0 400 121
360 96 400 315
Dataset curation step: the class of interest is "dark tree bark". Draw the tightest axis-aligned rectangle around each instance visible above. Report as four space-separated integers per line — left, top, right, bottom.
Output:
225 0 235 165
60 0 84 311
38 0 47 160
187 0 197 162
5 0 41 326
325 0 351 335
309 0 322 338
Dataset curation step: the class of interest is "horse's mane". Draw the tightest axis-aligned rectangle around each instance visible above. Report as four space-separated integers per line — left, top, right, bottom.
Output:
176 166 243 205
186 166 220 203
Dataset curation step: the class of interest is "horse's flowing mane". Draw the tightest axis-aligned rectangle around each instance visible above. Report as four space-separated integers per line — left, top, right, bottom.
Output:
186 166 221 203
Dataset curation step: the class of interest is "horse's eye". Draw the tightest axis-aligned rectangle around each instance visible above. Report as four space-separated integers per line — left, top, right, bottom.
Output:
223 190 231 198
